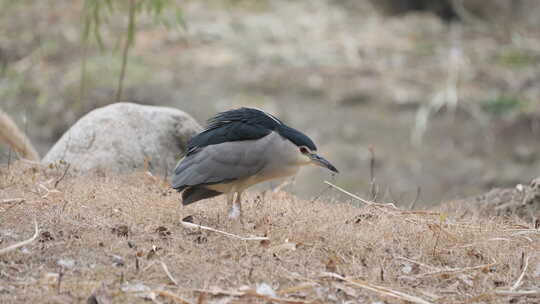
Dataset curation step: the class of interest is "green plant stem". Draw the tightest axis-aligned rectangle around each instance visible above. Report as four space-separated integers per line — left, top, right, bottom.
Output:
80 41 88 104
115 0 137 103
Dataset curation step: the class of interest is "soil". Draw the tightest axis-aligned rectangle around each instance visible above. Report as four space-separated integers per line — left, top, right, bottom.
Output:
1 162 539 303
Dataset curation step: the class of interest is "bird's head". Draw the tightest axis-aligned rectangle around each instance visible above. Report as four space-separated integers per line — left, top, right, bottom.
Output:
276 123 338 174
297 145 339 173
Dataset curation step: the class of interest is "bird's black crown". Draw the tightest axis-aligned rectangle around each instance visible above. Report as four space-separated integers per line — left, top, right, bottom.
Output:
186 107 317 154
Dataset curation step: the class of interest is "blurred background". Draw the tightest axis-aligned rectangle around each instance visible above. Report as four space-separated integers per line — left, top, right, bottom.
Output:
1 0 540 206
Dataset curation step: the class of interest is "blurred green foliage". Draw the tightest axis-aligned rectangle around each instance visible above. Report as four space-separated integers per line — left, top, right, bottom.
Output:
81 0 185 102
481 95 524 116
414 40 437 56
494 49 540 69
82 0 185 49
0 0 186 141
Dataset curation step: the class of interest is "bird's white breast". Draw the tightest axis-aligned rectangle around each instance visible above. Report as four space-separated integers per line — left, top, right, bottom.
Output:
239 132 303 189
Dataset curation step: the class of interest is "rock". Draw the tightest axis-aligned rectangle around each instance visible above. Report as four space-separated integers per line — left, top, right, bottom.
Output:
43 103 201 175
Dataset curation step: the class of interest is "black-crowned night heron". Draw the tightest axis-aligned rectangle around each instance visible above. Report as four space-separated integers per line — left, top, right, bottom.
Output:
172 107 338 219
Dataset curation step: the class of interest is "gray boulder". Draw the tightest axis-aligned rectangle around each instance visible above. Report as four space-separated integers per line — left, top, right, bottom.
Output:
43 102 202 175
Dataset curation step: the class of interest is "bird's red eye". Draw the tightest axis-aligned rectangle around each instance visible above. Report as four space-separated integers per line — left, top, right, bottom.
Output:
299 147 309 154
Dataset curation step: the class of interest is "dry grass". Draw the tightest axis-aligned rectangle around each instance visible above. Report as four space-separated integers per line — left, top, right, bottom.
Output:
1 162 539 303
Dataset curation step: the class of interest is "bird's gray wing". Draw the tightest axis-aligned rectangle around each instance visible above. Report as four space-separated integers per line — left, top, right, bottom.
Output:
172 138 269 190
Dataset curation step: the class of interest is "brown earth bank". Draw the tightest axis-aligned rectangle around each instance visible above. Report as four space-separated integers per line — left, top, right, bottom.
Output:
440 177 540 224
1 162 539 303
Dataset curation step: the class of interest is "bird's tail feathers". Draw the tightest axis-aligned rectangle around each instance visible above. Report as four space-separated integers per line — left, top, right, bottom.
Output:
182 186 222 205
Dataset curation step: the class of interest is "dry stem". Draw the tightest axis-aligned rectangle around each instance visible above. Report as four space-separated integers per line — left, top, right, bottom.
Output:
181 221 269 241
160 261 178 286
154 289 194 304
1 198 24 204
0 220 39 255
511 254 530 291
322 272 434 304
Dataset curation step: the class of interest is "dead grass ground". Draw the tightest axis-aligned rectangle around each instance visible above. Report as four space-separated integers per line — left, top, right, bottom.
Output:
1 162 540 303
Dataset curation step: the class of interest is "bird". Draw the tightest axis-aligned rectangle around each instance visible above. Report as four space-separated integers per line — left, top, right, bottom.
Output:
171 107 338 220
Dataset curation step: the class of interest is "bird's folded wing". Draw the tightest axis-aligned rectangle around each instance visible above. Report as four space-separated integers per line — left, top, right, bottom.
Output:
172 139 268 190
186 121 271 155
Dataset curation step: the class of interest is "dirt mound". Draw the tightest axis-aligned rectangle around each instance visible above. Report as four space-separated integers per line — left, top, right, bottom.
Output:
1 162 539 303
441 178 540 223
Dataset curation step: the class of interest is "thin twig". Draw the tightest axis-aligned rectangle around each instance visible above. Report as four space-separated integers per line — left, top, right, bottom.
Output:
79 37 88 107
414 261 497 278
37 183 61 199
399 210 440 215
1 198 24 204
115 0 136 102
160 261 178 286
277 283 316 296
154 289 194 304
57 270 64 294
309 183 332 204
396 256 441 271
191 288 243 297
325 181 374 206
191 287 310 304
324 181 398 210
368 145 378 200
321 272 434 304
244 289 310 303
0 220 39 255
142 260 158 273
7 147 12 171
409 186 421 210
511 254 530 291
495 289 540 296
180 221 268 241
54 163 71 188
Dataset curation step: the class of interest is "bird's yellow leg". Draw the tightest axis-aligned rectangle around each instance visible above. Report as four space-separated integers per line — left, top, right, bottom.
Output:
234 191 243 221
228 191 243 221
226 191 235 219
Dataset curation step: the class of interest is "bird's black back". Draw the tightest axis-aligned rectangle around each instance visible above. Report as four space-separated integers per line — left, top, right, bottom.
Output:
186 108 316 155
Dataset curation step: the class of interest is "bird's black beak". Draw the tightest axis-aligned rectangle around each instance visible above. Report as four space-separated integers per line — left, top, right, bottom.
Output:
309 153 339 173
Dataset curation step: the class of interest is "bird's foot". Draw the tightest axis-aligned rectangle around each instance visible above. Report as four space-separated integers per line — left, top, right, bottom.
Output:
228 202 242 220
228 204 245 235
